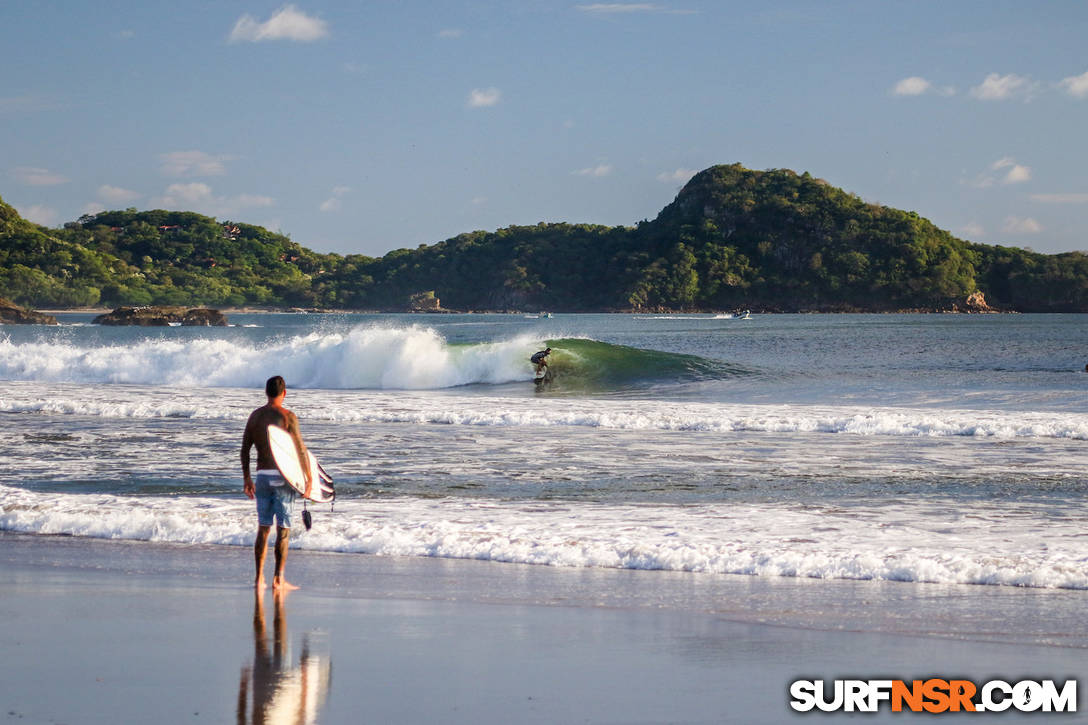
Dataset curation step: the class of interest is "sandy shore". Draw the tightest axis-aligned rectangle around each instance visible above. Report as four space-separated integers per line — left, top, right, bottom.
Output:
1 532 1083 724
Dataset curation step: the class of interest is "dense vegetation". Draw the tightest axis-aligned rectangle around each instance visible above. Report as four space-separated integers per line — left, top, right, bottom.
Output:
3 164 1087 311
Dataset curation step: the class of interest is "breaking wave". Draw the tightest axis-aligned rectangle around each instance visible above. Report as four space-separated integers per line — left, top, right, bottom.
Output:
2 386 1086 441
0 326 735 391
2 485 1086 589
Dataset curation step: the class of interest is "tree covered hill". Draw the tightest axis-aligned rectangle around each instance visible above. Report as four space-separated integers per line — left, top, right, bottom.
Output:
0 200 362 308
3 164 1087 311
644 165 1088 312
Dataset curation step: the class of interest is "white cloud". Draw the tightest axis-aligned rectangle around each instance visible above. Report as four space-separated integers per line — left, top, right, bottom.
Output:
343 62 368 75
81 202 107 216
958 223 985 238
230 5 328 43
155 182 214 206
657 168 697 184
969 158 1032 188
990 157 1031 184
1002 216 1043 235
1003 165 1031 184
1030 192 1088 204
1058 69 1088 99
573 164 613 177
98 184 141 204
22 204 59 226
969 73 1036 101
471 196 487 206
467 87 501 108
150 183 273 217
438 28 463 38
890 77 956 98
892 76 931 96
319 186 351 213
160 150 231 177
12 167 69 186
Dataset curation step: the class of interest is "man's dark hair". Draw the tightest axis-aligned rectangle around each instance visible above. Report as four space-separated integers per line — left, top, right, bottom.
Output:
265 375 286 398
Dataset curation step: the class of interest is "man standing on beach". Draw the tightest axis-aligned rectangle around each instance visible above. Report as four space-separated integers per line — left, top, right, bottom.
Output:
241 375 312 591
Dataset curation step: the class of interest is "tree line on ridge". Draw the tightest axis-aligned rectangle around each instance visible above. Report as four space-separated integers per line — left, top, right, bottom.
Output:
2 164 1087 312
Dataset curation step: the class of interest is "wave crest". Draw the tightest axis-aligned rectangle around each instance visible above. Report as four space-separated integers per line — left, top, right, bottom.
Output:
0 326 736 391
0 325 537 389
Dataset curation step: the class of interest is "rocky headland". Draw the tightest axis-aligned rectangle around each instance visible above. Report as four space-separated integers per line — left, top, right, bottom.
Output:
0 297 58 325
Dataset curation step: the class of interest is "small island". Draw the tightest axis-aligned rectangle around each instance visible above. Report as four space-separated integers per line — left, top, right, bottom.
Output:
93 306 228 326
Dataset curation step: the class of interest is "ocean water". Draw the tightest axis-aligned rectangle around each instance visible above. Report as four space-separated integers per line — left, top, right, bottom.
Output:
2 312 1087 591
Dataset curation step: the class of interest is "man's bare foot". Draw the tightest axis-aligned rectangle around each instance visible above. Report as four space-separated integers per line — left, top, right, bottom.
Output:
255 576 267 589
272 578 299 591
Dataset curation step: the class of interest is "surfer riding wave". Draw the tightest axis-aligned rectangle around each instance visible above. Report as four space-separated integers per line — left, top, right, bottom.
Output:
530 347 552 387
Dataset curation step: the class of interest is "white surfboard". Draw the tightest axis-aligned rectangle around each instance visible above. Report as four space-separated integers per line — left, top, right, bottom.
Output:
267 424 335 503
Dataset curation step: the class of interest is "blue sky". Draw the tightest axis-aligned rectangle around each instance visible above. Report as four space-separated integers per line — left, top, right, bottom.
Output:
3 1 1087 256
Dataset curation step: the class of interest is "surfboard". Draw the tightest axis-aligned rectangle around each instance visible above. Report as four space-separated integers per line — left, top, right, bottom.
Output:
267 424 334 503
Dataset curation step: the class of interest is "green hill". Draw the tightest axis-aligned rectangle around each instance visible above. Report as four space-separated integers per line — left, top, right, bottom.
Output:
641 164 1088 311
3 164 1087 311
0 196 134 307
0 200 365 308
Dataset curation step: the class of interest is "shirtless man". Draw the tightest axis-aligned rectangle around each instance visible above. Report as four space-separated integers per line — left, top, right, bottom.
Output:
530 347 551 387
241 375 312 590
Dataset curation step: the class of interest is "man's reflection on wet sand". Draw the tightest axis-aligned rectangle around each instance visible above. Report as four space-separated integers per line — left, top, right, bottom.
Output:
238 592 332 725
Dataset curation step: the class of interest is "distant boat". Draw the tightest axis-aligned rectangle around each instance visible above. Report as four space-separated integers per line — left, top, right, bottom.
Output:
542 312 554 318
738 310 752 320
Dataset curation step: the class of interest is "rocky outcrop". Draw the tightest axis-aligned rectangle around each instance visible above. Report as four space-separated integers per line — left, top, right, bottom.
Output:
93 306 228 326
963 291 994 312
179 308 229 325
0 297 58 325
951 291 996 313
408 291 441 311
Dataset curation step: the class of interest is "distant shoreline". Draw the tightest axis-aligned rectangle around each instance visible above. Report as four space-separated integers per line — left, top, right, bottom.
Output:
35 306 1028 316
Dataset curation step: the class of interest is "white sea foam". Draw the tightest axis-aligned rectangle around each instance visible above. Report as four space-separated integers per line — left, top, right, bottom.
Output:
0 326 538 389
634 314 737 319
3 384 1087 442
2 484 1086 589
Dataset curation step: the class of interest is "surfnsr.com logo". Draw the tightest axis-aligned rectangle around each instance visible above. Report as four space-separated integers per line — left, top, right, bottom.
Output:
790 679 1077 713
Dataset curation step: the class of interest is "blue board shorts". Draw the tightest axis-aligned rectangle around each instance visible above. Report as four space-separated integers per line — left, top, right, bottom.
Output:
254 471 295 529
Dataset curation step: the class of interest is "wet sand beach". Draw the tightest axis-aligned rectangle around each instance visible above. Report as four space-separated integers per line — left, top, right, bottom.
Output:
1 532 1083 724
